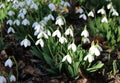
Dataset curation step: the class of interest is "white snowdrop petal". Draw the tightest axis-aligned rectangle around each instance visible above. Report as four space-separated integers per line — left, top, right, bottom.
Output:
0 76 6 83
62 56 67 62
94 47 100 56
88 11 94 17
66 55 72 64
10 75 16 82
5 58 13 68
101 17 108 23
48 3 56 11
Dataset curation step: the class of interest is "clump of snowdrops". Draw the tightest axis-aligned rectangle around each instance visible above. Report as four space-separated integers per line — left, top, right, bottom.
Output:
4 0 105 79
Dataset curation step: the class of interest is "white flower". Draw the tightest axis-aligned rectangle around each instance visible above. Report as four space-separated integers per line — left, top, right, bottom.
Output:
59 36 67 44
81 27 89 37
88 11 94 17
35 39 44 47
62 54 72 64
0 3 5 9
64 2 70 7
96 44 103 52
10 75 16 82
101 17 108 23
20 38 31 48
107 3 112 9
94 47 100 56
19 8 27 15
97 8 106 14
30 3 38 10
34 24 43 34
84 53 94 63
106 0 111 2
18 13 25 19
13 19 20 26
44 16 49 22
68 43 77 52
65 28 73 37
83 37 90 44
79 14 87 20
32 22 38 28
48 14 54 21
89 43 101 56
25 0 33 6
6 19 13 25
22 19 30 25
46 30 51 36
37 32 48 39
0 76 6 83
52 29 61 38
48 3 56 11
12 3 19 9
18 2 25 8
7 27 15 34
55 16 64 26
5 58 13 68
8 10 15 16
76 7 84 14
112 10 119 16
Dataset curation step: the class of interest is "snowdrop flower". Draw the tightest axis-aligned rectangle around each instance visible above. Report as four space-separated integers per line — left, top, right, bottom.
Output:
20 38 31 47
46 30 51 36
44 16 50 22
12 3 19 9
68 43 77 52
6 19 13 25
18 13 25 19
106 0 111 2
10 74 16 82
19 8 27 15
0 76 6 83
52 29 61 38
7 27 15 34
89 42 101 56
64 2 70 7
83 37 90 44
37 32 48 39
65 28 73 37
13 19 20 26
35 39 44 47
8 10 15 16
48 3 56 11
34 24 43 33
48 14 54 21
79 14 87 20
76 7 84 14
59 36 67 44
88 11 94 17
5 58 13 68
32 22 38 28
107 3 112 9
0 3 5 9
96 44 103 52
112 10 119 16
62 54 72 64
22 19 30 25
13 0 18 3
25 0 33 6
84 53 94 63
101 17 108 23
55 16 64 26
30 3 38 10
18 2 25 8
97 8 106 14
81 27 89 37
